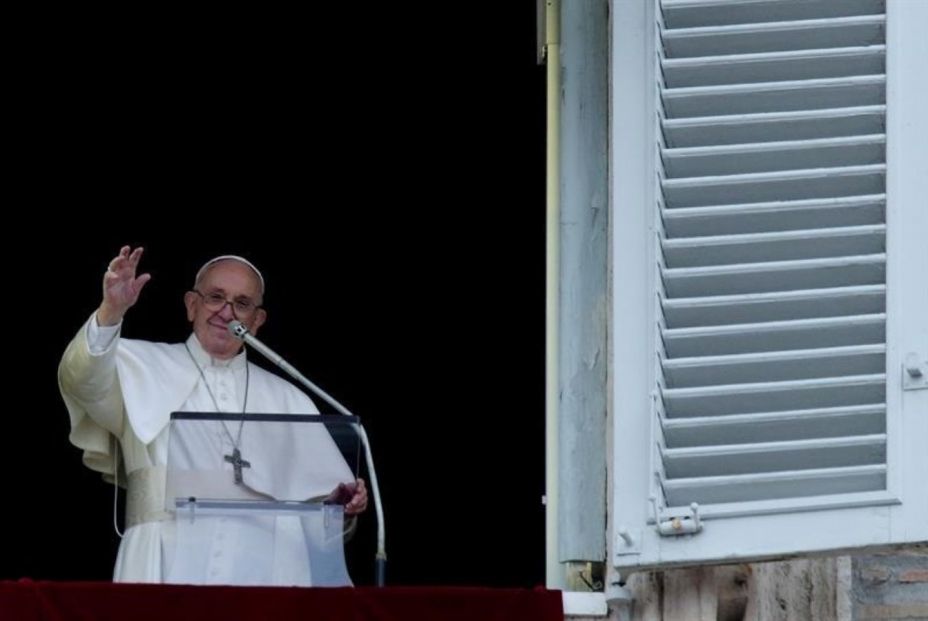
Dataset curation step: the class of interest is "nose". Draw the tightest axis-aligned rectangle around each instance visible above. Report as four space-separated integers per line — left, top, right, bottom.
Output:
216 301 236 320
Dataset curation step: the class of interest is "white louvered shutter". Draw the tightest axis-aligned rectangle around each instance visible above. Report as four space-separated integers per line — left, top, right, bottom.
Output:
610 0 927 571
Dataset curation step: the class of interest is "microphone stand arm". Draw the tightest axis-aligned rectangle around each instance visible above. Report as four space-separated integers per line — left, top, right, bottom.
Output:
231 322 387 586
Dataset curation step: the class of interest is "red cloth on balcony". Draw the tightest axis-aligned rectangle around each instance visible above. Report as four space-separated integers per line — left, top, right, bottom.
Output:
0 580 563 621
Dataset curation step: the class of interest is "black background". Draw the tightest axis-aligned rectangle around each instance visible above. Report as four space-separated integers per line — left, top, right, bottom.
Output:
5 3 546 587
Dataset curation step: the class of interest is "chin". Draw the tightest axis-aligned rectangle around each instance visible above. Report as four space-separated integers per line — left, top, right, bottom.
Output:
197 332 234 357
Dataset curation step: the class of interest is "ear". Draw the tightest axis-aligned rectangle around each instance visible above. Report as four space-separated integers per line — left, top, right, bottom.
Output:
184 291 197 322
250 308 268 334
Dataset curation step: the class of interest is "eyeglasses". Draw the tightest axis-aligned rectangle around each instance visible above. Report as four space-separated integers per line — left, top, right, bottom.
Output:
192 289 261 318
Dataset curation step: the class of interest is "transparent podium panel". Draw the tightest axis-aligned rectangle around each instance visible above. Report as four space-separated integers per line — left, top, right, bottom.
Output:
164 413 361 587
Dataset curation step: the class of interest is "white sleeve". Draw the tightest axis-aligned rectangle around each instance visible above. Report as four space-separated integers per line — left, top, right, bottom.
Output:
87 311 122 355
58 314 127 474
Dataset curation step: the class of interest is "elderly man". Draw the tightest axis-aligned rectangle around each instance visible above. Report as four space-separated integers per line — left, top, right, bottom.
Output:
59 246 367 585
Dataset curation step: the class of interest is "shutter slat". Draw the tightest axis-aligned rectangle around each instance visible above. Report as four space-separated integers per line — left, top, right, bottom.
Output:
662 46 884 88
662 434 886 478
663 313 885 357
662 135 884 178
663 106 886 147
662 75 885 118
662 194 885 237
663 105 886 148
662 224 886 267
662 404 886 447
662 344 885 388
661 0 885 30
661 165 885 208
662 285 886 328
662 374 886 417
662 253 885 298
663 464 886 505
663 15 885 58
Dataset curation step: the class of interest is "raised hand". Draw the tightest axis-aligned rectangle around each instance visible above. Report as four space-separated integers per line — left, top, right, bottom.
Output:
97 246 152 326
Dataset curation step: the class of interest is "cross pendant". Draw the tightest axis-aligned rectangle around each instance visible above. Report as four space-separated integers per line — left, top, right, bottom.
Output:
224 447 251 484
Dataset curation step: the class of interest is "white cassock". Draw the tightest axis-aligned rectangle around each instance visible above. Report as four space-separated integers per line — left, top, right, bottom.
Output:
58 314 355 586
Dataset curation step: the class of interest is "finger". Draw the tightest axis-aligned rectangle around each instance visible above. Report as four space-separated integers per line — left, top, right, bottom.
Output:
110 255 130 273
135 273 152 292
129 247 144 266
109 246 133 271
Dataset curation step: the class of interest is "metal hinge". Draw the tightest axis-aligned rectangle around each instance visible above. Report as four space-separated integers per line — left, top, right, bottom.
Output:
903 352 928 391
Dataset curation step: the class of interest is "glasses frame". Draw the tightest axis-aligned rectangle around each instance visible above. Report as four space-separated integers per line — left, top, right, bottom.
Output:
191 289 262 319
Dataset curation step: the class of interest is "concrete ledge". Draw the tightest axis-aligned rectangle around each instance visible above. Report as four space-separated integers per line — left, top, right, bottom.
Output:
563 591 608 617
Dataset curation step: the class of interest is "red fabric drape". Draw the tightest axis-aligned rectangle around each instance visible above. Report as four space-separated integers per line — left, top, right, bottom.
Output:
1 580 563 621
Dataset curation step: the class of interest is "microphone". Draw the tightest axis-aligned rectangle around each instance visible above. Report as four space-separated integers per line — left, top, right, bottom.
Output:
228 320 387 586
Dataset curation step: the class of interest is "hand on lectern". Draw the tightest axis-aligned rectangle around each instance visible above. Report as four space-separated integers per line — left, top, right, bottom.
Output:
328 478 368 516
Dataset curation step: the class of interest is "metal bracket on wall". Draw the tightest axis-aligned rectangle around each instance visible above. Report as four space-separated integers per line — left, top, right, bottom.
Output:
903 352 928 390
650 496 703 537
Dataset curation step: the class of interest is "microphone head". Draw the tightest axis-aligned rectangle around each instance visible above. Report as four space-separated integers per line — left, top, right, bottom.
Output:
228 320 249 340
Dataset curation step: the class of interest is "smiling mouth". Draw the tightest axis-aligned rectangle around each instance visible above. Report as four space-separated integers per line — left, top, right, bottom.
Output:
209 320 230 332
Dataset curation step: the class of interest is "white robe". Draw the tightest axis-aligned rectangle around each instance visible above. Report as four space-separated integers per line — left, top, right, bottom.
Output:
58 316 354 585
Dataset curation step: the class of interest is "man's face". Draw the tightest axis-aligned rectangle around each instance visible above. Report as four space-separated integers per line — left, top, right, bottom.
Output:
183 260 267 359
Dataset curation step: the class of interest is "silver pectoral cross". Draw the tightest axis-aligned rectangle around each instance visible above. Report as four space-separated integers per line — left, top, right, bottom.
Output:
224 447 251 484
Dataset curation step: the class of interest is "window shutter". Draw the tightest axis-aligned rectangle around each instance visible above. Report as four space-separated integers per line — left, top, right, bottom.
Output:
610 0 927 571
